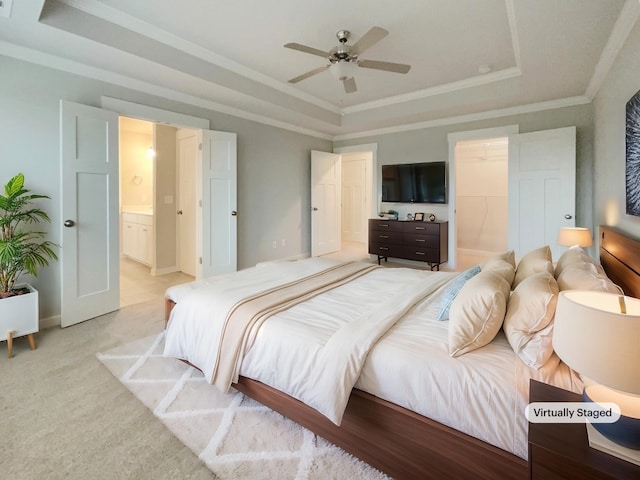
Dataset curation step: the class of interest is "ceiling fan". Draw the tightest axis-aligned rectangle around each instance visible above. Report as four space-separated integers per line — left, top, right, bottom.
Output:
284 27 411 94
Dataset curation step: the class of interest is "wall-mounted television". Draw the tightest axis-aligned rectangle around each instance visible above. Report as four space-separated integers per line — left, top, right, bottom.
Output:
381 161 447 204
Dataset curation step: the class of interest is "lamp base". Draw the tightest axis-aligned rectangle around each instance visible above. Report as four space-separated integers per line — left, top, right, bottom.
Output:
587 423 640 466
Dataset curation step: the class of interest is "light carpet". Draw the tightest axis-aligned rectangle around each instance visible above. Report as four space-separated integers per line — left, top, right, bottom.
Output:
97 332 388 480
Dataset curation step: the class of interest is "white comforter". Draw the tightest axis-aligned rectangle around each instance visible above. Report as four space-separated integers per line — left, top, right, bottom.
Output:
165 257 580 459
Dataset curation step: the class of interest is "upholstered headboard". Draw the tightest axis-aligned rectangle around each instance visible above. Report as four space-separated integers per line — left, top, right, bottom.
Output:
599 225 640 298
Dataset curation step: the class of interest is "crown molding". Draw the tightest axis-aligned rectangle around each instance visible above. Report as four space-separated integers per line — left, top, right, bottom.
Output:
333 96 591 141
0 40 334 140
584 0 640 100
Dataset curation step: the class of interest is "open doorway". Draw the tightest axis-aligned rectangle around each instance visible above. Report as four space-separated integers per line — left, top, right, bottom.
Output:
454 137 509 270
118 116 196 307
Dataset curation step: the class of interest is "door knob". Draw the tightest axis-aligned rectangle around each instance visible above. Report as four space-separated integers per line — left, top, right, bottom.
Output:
231 211 237 216
176 210 183 215
312 207 318 211
64 220 75 228
564 214 573 219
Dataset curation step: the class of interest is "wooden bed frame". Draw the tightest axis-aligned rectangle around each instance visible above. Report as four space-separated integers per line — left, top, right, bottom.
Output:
164 225 640 480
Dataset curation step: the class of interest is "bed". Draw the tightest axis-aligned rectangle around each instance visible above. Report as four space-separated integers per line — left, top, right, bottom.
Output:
163 225 640 479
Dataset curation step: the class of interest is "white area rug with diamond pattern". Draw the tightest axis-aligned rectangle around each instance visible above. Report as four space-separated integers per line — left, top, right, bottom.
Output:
97 332 388 480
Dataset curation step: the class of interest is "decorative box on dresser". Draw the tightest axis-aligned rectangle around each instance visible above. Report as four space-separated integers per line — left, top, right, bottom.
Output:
528 380 640 480
368 219 448 270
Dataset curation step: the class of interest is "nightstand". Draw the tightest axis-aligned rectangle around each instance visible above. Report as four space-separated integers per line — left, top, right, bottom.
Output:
528 380 640 479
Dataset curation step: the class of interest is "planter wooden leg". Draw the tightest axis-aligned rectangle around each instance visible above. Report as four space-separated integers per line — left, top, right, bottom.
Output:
27 333 36 350
7 330 15 358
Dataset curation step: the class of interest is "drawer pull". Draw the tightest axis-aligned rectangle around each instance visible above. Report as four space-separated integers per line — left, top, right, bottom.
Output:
415 226 426 230
379 235 389 239
380 224 389 227
379 247 389 251
415 252 426 255
415 239 426 243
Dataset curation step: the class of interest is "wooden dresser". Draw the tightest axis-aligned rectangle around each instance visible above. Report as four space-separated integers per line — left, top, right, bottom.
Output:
368 219 448 270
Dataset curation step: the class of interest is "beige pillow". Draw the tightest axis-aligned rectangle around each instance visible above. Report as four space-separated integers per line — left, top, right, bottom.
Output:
503 272 558 369
482 250 516 286
554 246 602 278
514 246 553 287
556 262 622 293
449 271 511 357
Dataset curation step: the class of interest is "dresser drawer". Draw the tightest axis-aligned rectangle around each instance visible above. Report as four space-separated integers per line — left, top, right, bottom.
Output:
402 246 440 262
370 231 402 244
401 221 440 235
369 243 403 258
369 219 403 233
404 233 438 248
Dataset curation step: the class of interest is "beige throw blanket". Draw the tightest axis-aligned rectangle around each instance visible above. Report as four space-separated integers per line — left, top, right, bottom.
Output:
211 261 379 392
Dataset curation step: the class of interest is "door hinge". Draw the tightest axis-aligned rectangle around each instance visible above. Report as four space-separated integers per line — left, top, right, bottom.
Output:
199 143 203 150
199 199 202 207
199 257 203 264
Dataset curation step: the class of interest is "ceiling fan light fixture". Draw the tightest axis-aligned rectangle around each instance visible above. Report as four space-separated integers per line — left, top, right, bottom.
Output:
330 60 357 81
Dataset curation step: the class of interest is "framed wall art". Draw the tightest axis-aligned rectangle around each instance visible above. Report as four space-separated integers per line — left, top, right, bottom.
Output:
626 89 640 216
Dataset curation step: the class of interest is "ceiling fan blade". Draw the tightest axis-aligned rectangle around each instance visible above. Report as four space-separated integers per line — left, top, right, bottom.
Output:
288 65 330 84
284 43 331 58
343 76 357 94
351 27 388 56
358 59 411 74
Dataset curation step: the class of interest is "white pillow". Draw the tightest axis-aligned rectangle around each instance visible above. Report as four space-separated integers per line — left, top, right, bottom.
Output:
448 271 511 357
554 246 603 278
514 246 554 287
556 262 622 293
482 256 516 286
503 272 558 369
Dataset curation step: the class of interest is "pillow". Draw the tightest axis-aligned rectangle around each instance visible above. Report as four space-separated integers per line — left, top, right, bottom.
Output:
448 271 511 357
482 257 515 287
556 262 622 293
437 265 481 321
513 246 553 287
554 246 603 278
503 272 558 369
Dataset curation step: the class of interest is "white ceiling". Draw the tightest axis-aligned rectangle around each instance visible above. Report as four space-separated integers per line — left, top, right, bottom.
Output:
0 0 636 139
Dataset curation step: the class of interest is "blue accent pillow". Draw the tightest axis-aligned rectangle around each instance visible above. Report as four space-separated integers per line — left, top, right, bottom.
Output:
437 265 481 321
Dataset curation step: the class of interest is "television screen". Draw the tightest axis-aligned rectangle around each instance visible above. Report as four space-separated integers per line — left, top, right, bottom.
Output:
381 162 446 204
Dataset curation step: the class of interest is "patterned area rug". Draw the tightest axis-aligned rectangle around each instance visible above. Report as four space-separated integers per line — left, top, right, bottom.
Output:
97 332 387 480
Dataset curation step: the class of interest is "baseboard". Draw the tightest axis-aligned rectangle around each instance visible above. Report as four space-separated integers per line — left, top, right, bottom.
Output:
40 314 61 329
151 265 179 276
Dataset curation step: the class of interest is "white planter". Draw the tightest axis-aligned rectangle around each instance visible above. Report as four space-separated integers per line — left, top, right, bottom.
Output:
0 283 39 342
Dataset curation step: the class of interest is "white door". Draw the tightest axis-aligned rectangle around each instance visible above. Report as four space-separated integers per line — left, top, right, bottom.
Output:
508 126 576 259
199 130 237 279
342 155 368 243
177 130 197 276
60 101 119 327
311 150 341 256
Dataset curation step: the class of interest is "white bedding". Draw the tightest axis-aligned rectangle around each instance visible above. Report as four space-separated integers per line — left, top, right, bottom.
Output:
164 257 581 459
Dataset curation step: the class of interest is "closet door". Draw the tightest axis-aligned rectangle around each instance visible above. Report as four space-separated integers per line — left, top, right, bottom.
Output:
200 130 237 278
508 126 576 259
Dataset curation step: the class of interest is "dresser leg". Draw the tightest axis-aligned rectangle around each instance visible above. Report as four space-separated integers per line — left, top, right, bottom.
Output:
27 334 36 350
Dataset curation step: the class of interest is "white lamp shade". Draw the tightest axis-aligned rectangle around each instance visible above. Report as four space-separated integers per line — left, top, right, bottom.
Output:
553 291 640 395
558 227 592 247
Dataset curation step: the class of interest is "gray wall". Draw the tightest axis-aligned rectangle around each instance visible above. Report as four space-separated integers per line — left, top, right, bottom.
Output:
593 19 640 240
335 104 595 239
0 55 331 321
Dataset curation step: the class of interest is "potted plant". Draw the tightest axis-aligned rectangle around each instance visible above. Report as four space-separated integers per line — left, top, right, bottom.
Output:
0 173 58 357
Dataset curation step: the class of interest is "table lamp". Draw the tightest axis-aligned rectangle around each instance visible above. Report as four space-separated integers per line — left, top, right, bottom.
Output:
553 291 640 464
558 227 593 247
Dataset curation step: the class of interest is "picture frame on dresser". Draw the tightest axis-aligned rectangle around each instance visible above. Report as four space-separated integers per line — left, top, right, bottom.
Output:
414 212 424 221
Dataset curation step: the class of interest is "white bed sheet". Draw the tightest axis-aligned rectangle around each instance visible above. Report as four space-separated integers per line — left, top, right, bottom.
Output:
165 258 581 460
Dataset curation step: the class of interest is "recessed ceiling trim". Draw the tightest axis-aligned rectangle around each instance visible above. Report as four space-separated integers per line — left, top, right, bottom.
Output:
57 0 342 114
342 67 522 114
334 96 591 142
584 0 640 100
0 40 334 140
504 0 522 68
